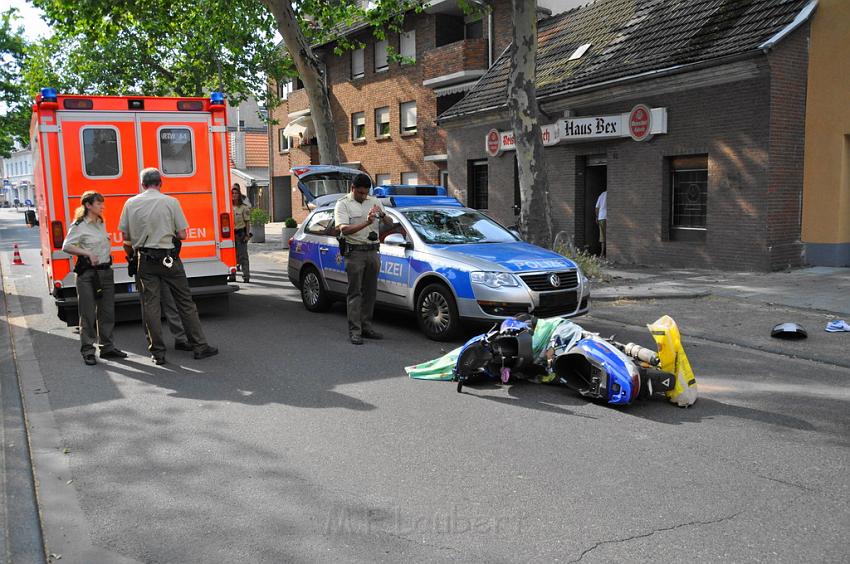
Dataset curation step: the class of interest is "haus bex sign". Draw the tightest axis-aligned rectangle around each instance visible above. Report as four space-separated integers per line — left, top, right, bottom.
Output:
484 105 667 155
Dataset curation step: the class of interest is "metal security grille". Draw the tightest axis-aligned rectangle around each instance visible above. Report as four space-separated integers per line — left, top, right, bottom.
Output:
519 270 578 291
672 169 707 228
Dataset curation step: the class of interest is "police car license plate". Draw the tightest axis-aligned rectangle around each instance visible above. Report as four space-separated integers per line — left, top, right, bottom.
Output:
128 283 137 293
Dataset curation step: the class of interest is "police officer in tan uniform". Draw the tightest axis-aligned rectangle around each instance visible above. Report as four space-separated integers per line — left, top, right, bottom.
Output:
334 173 392 345
63 190 127 365
231 185 251 283
118 168 218 365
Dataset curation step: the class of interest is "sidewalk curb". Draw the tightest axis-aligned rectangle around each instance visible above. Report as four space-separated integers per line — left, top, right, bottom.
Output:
588 314 850 371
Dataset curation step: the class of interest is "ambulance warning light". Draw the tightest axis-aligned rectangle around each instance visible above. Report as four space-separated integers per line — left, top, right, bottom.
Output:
210 92 225 105
40 88 58 102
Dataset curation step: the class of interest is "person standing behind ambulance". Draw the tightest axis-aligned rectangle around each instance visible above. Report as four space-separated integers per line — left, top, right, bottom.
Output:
231 186 251 283
119 168 218 365
62 191 127 365
334 174 392 345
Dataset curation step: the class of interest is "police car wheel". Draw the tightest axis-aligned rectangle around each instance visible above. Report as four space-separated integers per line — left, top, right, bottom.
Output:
301 267 332 312
416 283 459 341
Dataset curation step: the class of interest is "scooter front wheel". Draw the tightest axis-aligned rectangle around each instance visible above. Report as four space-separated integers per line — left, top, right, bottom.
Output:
457 380 464 393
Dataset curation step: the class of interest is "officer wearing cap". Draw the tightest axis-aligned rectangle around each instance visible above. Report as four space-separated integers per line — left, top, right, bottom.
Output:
334 173 392 345
118 167 218 365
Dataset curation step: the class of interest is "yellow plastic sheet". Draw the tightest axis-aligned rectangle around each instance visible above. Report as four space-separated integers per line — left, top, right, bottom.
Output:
647 315 698 407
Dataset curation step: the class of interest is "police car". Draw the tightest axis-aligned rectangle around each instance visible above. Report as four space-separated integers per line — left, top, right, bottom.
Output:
287 166 590 341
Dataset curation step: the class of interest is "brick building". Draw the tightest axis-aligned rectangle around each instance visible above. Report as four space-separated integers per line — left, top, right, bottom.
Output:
269 0 574 224
439 0 816 271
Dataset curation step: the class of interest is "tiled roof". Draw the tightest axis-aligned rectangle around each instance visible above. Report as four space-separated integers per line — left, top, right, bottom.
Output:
440 0 812 121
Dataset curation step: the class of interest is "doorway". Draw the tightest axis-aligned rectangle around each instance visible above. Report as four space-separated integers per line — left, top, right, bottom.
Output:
272 175 291 221
583 155 607 256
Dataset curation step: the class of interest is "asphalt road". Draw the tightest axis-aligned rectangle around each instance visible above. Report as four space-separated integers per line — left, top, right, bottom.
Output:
1 208 848 563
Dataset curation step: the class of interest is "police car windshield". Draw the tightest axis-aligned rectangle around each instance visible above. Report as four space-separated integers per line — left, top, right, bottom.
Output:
401 208 516 244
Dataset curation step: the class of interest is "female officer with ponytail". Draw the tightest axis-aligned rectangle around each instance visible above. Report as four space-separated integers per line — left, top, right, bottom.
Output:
62 190 127 365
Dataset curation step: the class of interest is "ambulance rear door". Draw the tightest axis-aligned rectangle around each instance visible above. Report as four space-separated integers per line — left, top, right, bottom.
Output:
54 110 141 288
137 112 228 280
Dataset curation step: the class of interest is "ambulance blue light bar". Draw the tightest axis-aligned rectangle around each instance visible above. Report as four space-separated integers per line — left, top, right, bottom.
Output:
40 87 58 102
387 196 462 208
210 92 225 105
372 185 447 197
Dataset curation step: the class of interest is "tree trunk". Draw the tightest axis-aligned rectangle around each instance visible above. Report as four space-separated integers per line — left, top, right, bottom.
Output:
507 0 552 248
262 0 341 165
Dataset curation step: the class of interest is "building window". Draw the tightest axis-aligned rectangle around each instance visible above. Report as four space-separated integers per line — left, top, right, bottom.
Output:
401 171 418 185
277 79 293 100
278 129 291 152
351 48 365 79
374 39 388 71
670 155 708 239
351 112 366 141
436 92 464 117
400 101 417 134
375 174 391 185
400 30 416 62
465 18 483 39
468 160 488 209
81 127 122 178
375 106 390 137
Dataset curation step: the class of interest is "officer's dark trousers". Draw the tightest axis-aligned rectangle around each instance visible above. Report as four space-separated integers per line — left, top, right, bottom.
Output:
76 268 115 356
344 249 380 337
137 255 207 359
235 229 250 282
137 275 187 343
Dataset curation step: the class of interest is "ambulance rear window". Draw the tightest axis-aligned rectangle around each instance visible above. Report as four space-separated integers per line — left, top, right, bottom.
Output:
81 127 121 178
158 127 195 176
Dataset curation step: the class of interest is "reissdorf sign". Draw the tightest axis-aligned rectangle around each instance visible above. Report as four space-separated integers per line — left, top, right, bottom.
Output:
628 104 652 142
485 128 501 157
484 105 667 151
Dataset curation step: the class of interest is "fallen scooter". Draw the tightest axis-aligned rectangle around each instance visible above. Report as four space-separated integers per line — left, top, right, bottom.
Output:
447 314 697 407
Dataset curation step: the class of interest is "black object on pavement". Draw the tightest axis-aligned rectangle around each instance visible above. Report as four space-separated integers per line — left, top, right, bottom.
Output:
770 322 808 340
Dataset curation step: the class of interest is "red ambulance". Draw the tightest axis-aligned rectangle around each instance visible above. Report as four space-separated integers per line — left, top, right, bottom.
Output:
30 88 238 325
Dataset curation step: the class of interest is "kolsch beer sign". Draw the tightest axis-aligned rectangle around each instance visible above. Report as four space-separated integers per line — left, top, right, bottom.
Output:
485 105 667 154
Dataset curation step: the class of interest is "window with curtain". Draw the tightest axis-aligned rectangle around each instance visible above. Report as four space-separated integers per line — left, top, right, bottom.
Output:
375 39 388 71
375 106 390 137
351 48 365 79
401 171 418 185
400 101 417 134
352 112 366 140
400 30 416 61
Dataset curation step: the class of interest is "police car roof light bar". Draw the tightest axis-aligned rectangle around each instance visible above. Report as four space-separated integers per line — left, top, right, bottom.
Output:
372 185 447 198
387 196 462 208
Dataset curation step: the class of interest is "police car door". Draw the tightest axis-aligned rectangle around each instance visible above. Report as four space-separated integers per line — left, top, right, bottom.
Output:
308 210 347 294
377 211 411 306
55 111 140 273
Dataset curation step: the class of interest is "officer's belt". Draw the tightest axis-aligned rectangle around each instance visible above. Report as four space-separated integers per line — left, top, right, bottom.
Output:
347 243 379 251
138 247 176 259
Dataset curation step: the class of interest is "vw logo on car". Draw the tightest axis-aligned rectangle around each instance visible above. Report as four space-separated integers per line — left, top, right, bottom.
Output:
549 273 561 288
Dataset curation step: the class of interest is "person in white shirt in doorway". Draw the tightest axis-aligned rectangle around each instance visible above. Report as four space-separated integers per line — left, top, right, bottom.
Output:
595 190 607 258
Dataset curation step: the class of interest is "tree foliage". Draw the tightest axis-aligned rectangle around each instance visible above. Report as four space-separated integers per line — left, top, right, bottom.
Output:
0 9 30 157
28 0 289 101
